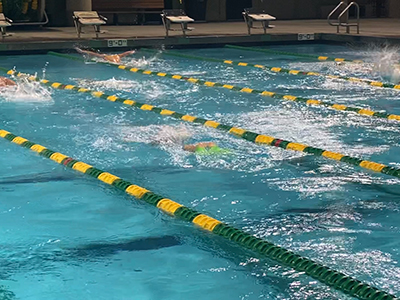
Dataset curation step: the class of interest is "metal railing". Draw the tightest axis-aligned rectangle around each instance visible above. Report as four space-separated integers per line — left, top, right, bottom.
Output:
328 1 360 34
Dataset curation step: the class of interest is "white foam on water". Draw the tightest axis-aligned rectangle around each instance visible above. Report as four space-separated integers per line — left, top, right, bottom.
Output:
120 124 193 167
227 106 392 195
124 54 160 68
119 124 243 169
73 75 200 101
121 124 192 146
370 47 400 83
0 76 53 104
75 77 140 92
178 70 208 76
73 77 171 100
288 45 400 84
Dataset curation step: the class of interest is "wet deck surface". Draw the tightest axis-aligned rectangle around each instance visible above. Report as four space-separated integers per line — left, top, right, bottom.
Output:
1 18 399 52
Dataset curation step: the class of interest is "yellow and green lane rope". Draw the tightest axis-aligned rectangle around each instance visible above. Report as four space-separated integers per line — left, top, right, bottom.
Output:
141 48 400 90
225 44 365 63
0 128 397 300
6 68 400 181
47 51 400 123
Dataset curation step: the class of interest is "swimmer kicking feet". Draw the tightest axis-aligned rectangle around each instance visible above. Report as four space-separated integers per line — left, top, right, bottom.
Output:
75 47 136 64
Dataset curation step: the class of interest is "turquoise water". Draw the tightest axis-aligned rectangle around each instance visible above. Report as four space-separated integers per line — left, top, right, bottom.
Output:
1 44 400 299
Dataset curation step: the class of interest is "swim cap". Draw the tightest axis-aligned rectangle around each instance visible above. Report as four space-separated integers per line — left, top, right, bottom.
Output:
194 145 231 155
194 145 208 154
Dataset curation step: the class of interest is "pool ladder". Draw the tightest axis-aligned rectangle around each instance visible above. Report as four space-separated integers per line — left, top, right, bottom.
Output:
328 1 360 34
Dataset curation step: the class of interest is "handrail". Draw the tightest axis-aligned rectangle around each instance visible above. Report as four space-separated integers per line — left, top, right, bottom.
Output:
327 1 360 34
327 1 345 26
338 1 360 33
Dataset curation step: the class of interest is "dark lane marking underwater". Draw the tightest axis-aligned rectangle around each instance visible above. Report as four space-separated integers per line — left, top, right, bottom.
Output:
0 286 15 300
0 236 181 298
0 172 78 185
68 235 182 258
0 168 140 185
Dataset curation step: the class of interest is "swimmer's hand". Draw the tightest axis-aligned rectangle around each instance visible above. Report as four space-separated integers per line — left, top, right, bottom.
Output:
119 50 136 58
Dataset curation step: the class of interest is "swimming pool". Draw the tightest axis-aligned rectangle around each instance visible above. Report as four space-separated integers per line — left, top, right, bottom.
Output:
1 43 400 299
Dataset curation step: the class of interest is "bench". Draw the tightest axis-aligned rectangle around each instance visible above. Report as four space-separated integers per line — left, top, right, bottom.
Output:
242 8 276 35
161 9 194 37
92 0 164 24
73 11 107 38
0 14 12 40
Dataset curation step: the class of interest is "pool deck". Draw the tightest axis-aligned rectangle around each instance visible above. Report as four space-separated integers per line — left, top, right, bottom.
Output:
1 18 400 53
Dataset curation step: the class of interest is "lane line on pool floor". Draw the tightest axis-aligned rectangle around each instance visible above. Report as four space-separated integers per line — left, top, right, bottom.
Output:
140 48 400 91
47 51 400 123
6 69 400 181
0 128 397 300
225 44 365 64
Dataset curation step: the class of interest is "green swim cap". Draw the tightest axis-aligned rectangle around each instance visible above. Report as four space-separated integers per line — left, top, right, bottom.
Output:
195 145 208 154
194 145 231 155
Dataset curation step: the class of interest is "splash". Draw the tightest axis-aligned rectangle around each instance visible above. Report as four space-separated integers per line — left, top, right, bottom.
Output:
122 124 192 146
73 77 167 99
371 46 400 83
75 77 140 92
124 54 160 68
0 75 52 103
121 124 193 167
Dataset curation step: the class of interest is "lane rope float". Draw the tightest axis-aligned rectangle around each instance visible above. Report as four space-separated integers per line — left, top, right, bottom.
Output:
141 48 400 91
6 68 400 181
0 128 397 300
47 51 400 123
225 44 365 64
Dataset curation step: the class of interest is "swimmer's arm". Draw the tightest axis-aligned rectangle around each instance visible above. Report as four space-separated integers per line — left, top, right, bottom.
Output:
75 47 105 58
118 50 136 58
5 78 16 86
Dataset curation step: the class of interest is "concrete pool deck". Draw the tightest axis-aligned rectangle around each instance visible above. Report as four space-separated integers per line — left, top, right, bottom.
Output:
1 18 400 53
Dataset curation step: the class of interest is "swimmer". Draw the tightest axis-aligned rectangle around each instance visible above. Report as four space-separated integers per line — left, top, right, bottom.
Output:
124 125 231 156
75 47 136 64
0 76 16 87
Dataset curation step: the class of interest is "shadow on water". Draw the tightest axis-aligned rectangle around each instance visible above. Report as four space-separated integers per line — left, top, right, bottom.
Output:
0 286 15 300
67 235 181 258
0 172 79 185
0 235 182 299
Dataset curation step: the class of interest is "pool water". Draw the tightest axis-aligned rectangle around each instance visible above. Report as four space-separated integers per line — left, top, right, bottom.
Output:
1 43 400 299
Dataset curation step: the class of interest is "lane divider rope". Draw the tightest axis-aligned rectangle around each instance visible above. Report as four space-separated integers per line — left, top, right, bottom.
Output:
225 44 365 63
47 51 400 123
141 48 400 90
6 68 400 181
0 129 397 300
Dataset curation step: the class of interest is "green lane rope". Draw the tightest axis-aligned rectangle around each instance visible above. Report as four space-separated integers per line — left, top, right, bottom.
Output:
225 45 364 64
141 48 400 91
0 129 397 300
46 51 400 123
7 68 400 181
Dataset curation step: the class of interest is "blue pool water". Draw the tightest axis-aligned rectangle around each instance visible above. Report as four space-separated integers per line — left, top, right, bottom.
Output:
1 43 400 299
